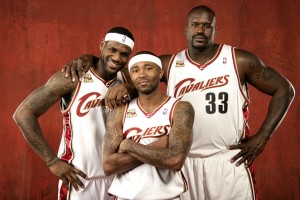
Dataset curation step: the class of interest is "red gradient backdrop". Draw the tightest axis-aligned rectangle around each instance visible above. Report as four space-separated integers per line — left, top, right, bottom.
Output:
1 0 299 199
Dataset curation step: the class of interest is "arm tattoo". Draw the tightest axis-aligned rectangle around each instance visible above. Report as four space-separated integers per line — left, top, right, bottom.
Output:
125 101 194 168
104 106 124 165
247 55 280 82
262 67 280 81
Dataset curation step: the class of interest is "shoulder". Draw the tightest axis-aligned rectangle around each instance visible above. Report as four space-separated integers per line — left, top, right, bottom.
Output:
45 72 79 95
234 48 264 66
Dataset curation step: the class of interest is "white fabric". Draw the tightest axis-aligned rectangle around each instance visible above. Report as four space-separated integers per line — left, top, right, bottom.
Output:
66 177 114 200
167 44 249 156
128 54 162 71
105 32 134 49
181 150 255 200
167 44 254 200
108 97 187 200
57 69 126 200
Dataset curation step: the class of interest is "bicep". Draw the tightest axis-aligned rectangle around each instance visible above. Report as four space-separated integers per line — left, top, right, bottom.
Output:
17 73 74 117
169 101 194 151
236 49 289 96
103 106 125 155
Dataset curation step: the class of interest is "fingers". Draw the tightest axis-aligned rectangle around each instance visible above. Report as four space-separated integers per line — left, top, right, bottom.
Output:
77 59 87 81
52 161 87 191
228 144 239 150
61 175 69 189
63 168 86 191
73 168 88 179
230 146 254 167
62 59 86 82
82 61 91 76
235 154 248 167
62 63 72 77
105 91 125 111
69 173 84 191
230 150 244 164
245 155 255 168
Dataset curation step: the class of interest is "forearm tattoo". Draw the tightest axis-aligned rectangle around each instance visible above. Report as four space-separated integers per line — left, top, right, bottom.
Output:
104 107 124 164
126 101 194 168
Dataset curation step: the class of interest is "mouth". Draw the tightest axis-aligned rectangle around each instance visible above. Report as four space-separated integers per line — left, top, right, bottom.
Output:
193 35 207 42
137 80 150 87
107 60 121 70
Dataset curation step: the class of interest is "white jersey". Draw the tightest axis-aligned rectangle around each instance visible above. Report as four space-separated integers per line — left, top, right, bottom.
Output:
167 44 249 157
108 96 188 200
57 68 126 199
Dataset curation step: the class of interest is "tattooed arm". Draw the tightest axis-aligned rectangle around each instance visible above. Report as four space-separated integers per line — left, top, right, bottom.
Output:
229 48 295 167
13 72 87 190
102 104 143 176
118 101 194 171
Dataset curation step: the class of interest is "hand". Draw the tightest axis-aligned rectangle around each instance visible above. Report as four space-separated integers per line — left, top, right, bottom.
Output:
49 159 87 191
61 54 93 82
105 84 132 110
118 139 130 153
228 133 269 167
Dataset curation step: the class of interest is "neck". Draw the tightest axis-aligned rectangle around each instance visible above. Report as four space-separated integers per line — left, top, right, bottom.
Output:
188 44 219 64
94 60 117 82
138 90 167 113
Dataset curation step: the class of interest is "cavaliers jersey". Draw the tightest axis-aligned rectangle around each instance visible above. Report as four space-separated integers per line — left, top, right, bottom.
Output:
167 44 249 157
57 68 127 198
108 96 188 200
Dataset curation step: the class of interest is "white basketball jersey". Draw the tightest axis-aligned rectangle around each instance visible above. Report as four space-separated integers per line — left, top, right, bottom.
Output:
108 96 188 200
167 44 249 157
57 69 126 194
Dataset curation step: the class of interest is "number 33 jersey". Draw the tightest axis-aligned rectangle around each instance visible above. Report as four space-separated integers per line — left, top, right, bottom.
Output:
167 44 249 157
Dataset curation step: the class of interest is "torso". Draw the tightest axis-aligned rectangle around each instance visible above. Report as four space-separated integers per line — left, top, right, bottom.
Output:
108 96 187 199
167 44 250 157
58 68 126 178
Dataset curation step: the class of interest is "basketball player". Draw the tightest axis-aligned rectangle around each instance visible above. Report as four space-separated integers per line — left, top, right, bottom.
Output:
161 6 294 199
102 51 194 200
13 27 136 200
63 5 295 200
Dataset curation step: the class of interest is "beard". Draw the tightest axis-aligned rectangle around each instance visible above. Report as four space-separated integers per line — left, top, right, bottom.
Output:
134 80 160 95
191 34 209 51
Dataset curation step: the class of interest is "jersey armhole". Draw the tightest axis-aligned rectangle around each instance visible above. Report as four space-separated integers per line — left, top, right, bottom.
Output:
232 47 250 106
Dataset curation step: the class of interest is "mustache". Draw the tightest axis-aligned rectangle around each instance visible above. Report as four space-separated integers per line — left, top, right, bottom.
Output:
137 78 150 83
192 33 207 39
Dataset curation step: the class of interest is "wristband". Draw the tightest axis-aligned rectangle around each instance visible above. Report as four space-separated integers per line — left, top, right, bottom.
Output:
47 157 59 167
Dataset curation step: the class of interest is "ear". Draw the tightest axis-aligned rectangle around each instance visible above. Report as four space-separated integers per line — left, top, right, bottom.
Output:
159 69 164 80
214 26 217 37
185 26 188 36
100 40 105 51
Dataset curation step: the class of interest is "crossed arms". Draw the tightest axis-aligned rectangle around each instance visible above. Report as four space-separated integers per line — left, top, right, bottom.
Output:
102 101 195 176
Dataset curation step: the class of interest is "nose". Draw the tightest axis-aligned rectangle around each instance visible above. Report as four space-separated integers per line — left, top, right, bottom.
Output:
196 25 205 33
111 52 121 63
138 68 146 78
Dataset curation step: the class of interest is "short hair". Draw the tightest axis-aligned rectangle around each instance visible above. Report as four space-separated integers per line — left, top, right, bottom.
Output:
188 5 216 18
107 27 134 42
